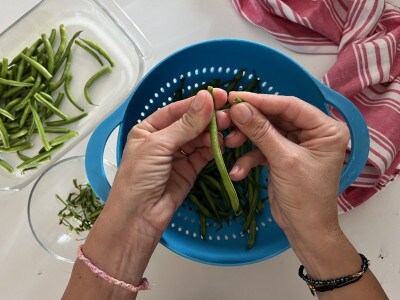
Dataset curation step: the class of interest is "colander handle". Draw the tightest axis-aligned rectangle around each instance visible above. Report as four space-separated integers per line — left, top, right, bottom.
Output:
85 100 128 201
317 82 370 193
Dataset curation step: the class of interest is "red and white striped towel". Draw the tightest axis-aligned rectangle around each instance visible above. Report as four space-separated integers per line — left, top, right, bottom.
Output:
231 0 400 212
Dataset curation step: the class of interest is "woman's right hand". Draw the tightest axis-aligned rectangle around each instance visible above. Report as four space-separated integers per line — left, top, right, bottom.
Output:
226 92 349 242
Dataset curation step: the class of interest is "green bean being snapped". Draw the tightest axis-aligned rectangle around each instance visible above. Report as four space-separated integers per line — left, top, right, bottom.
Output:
173 70 268 248
0 24 115 173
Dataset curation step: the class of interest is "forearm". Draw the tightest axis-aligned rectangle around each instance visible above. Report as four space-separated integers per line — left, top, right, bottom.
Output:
287 227 388 300
62 201 159 300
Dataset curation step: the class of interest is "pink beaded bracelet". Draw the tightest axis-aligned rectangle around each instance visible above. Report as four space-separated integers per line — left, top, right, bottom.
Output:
77 245 150 293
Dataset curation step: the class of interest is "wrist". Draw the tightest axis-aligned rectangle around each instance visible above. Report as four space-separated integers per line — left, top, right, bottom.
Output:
83 204 160 285
287 226 361 280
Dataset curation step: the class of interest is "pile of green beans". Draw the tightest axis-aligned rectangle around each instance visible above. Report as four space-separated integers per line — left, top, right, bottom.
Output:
174 70 266 249
57 179 104 234
0 24 114 174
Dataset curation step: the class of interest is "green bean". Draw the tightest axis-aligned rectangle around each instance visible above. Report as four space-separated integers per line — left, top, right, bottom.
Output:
0 142 33 153
75 40 104 66
244 73 260 92
41 33 54 74
10 47 28 65
200 174 222 193
0 108 15 121
2 76 35 99
233 97 243 104
208 86 240 214
0 58 8 97
247 217 256 249
4 122 19 129
84 67 112 105
21 166 38 174
19 105 31 128
17 151 31 161
225 69 245 93
9 129 28 140
12 75 42 112
48 131 78 147
34 93 68 120
0 77 34 87
200 213 207 239
38 127 70 134
54 30 83 72
64 73 84 111
54 24 67 66
173 76 186 102
20 53 52 81
199 181 221 222
189 80 221 97
45 92 64 119
49 51 72 92
39 92 54 103
0 159 13 173
54 92 65 107
45 112 88 126
16 44 36 81
28 100 51 151
17 144 63 169
80 38 115 67
188 194 213 218
49 28 57 45
0 118 10 149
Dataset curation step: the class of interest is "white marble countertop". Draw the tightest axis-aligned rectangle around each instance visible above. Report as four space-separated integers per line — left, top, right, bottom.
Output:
0 0 399 299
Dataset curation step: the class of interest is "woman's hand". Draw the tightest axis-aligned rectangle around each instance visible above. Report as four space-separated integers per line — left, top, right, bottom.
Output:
109 88 230 235
63 89 230 300
226 92 349 242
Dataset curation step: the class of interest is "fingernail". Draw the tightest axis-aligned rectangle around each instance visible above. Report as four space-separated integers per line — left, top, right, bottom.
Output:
234 103 252 124
229 165 240 176
218 132 224 139
192 91 205 111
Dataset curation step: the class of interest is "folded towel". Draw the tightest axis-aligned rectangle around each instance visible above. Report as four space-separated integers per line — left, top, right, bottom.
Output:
231 0 400 212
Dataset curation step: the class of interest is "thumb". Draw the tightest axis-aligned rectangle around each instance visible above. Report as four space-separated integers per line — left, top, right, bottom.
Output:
156 90 213 152
230 102 290 164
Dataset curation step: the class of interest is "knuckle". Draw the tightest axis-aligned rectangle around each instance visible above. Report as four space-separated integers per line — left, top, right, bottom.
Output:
249 118 272 142
127 125 140 139
181 112 196 129
329 122 350 145
282 151 302 170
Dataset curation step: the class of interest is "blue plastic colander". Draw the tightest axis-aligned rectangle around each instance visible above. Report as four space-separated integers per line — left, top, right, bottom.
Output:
85 39 369 266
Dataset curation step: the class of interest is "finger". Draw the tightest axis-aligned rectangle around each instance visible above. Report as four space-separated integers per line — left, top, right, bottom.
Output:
178 131 223 155
228 92 332 130
229 148 266 181
224 128 248 148
154 90 214 153
229 102 292 163
138 88 227 133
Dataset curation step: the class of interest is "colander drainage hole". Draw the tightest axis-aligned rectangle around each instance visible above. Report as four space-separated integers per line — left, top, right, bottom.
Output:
224 235 229 240
171 223 175 228
268 218 273 222
193 232 197 238
261 221 266 227
178 227 182 232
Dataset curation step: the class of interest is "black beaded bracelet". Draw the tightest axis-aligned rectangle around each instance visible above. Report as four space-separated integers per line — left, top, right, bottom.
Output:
298 253 370 296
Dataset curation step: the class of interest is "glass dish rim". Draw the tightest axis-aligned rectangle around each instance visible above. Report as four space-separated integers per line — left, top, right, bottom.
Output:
27 155 116 263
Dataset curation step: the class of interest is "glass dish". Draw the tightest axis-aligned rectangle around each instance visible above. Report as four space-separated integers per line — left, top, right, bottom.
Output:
0 0 155 191
28 155 117 263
